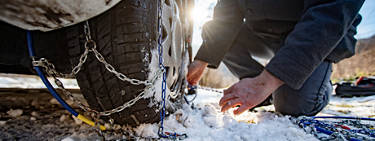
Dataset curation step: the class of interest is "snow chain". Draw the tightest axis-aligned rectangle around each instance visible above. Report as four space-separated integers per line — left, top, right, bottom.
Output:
31 0 189 139
32 21 163 117
295 116 375 140
31 21 164 139
157 0 187 139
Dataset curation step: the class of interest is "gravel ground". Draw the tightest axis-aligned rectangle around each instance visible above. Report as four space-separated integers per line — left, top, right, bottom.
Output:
0 92 102 141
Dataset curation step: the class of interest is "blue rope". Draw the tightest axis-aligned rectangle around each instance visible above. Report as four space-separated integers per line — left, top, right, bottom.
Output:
34 67 79 116
26 32 35 57
27 31 79 117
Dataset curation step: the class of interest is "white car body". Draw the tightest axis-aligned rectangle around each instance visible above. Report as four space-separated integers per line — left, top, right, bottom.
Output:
0 0 121 31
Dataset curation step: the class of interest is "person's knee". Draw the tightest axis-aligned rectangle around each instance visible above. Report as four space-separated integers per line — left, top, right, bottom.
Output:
273 83 332 116
274 97 329 117
273 61 332 116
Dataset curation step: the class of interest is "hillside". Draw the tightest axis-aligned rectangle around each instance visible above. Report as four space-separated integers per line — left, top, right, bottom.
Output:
332 35 375 80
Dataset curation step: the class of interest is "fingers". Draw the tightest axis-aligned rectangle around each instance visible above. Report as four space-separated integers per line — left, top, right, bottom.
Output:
233 104 252 115
223 85 235 95
220 98 242 112
219 94 237 106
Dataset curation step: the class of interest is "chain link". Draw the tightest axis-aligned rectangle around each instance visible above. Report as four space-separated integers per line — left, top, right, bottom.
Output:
32 58 74 78
91 49 153 85
194 85 224 94
155 0 186 139
34 58 162 116
83 21 154 86
71 48 89 75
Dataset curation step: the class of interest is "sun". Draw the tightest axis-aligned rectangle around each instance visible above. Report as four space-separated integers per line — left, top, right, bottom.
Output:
190 0 217 26
190 0 217 56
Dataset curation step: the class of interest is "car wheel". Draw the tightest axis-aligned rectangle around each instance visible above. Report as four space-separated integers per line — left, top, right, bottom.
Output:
65 0 192 126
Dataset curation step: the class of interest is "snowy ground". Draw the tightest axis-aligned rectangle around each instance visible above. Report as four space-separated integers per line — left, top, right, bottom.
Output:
131 90 317 141
0 74 375 141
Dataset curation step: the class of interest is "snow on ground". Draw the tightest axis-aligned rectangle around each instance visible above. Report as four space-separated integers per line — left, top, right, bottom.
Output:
133 89 317 141
318 95 375 118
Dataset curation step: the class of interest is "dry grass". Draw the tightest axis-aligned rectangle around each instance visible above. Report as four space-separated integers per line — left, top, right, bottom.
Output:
332 35 375 81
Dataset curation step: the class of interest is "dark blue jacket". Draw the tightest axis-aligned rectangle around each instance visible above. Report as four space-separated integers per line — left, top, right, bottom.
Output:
195 0 364 89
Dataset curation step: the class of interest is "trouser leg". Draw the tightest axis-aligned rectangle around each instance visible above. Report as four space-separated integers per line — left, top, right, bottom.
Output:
222 25 274 107
222 25 268 79
273 61 333 116
222 24 332 116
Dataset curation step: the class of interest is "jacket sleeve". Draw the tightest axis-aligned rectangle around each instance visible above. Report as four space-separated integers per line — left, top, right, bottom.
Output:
265 0 364 89
194 0 243 68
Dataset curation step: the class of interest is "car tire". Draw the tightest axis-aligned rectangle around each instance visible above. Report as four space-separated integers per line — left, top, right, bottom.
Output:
64 0 191 126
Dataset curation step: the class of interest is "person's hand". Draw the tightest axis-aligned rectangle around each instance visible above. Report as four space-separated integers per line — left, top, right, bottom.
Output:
187 60 208 85
219 70 284 115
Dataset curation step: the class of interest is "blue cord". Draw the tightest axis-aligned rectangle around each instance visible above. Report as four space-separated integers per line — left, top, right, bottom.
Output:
314 126 333 135
26 32 35 57
27 31 78 117
34 67 79 116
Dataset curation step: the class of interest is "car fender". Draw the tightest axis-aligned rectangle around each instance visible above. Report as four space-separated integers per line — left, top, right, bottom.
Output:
0 0 121 31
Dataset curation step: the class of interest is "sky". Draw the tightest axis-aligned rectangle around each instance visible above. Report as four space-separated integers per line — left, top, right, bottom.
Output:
191 0 375 55
357 0 375 39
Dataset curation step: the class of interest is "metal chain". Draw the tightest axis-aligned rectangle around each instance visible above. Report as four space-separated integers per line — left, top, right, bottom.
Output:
197 85 224 93
32 20 165 117
29 1 189 139
157 0 168 137
32 58 74 78
33 57 161 116
188 85 224 94
156 0 186 139
296 116 375 140
82 22 154 86
71 46 89 75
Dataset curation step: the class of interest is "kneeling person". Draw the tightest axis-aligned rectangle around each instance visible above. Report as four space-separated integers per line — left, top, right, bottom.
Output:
187 0 364 116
